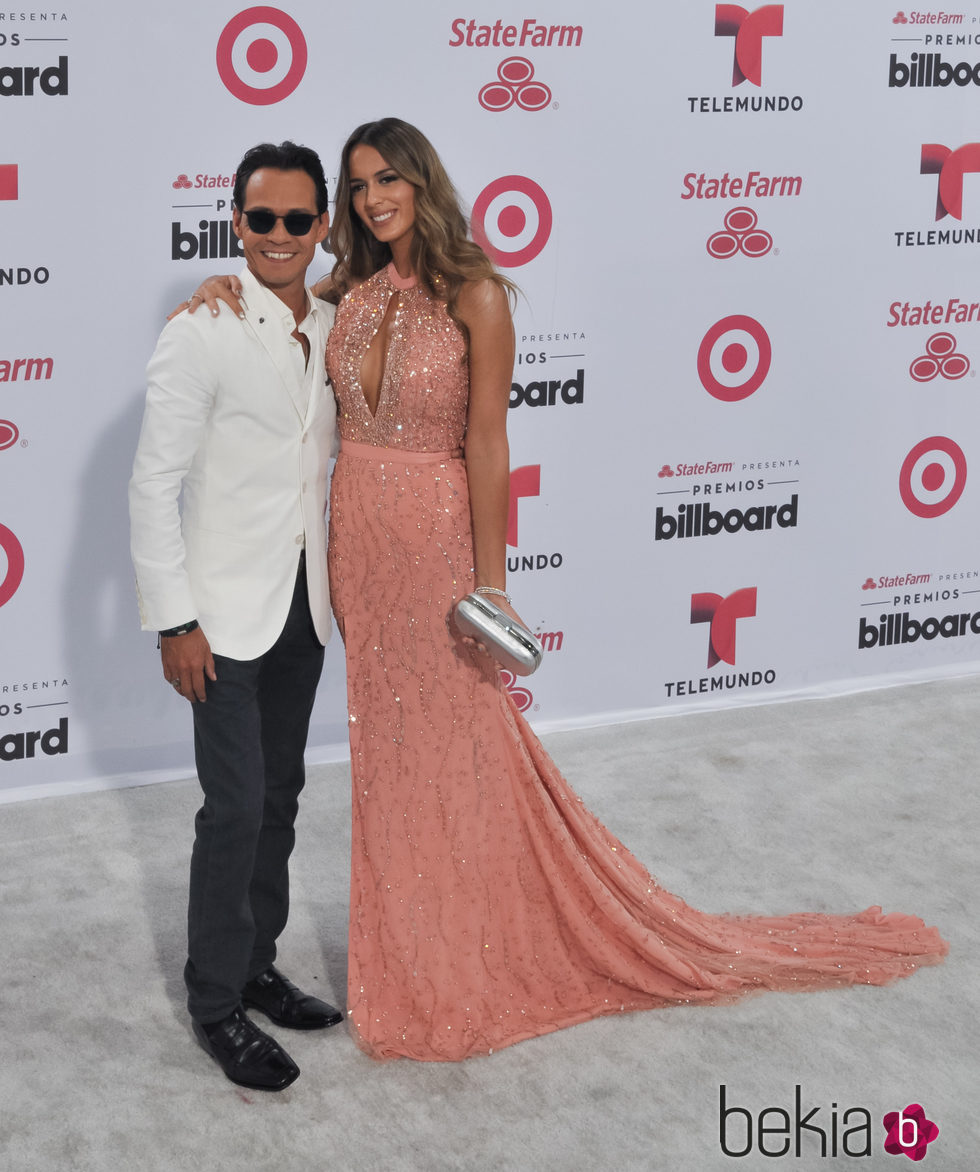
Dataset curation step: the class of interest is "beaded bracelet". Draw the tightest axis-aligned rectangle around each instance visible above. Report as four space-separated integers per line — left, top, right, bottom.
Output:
475 586 512 604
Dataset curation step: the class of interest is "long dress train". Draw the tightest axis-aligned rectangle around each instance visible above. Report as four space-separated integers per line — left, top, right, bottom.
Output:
326 263 947 1062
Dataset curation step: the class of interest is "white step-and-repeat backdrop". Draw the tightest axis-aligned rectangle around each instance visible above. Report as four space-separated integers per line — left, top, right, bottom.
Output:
3 1 980 801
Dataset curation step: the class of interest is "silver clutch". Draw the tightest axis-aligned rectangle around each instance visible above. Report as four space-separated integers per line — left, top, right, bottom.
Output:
453 593 543 677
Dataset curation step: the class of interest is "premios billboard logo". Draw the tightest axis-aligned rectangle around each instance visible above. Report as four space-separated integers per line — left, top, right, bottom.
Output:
0 12 68 98
655 456 800 544
472 176 552 267
888 9 980 90
216 7 307 105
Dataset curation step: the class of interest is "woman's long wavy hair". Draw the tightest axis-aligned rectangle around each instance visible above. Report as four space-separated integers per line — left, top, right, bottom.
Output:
329 118 516 341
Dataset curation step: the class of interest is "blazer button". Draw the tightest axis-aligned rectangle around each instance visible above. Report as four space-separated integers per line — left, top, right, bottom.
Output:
295 535 304 545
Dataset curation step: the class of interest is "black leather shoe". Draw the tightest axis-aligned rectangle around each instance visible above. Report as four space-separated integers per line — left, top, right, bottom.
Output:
192 1006 299 1091
242 965 343 1030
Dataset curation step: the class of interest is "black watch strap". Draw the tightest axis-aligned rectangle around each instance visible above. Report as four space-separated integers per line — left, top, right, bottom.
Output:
159 620 199 638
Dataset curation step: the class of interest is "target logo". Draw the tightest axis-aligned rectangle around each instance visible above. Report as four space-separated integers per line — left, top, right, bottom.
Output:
0 420 19 451
0 523 25 608
715 4 784 86
910 332 970 381
899 436 967 518
478 57 552 111
216 7 307 106
921 142 980 221
707 206 773 258
690 587 757 667
500 669 534 712
472 176 552 267
697 315 772 401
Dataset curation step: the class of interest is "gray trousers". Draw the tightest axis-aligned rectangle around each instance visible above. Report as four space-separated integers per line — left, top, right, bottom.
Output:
184 557 325 1023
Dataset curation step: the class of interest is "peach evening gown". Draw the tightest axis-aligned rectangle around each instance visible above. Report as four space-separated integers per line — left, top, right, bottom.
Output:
325 262 947 1062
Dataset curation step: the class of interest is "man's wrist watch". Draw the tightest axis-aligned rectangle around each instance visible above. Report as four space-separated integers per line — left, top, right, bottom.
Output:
159 620 199 638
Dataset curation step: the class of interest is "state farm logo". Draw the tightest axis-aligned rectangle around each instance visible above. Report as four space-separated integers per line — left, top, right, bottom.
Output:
216 7 307 105
707 207 773 258
0 523 25 608
507 464 563 573
479 57 551 111
910 332 970 381
172 171 235 194
0 165 17 200
893 10 965 24
899 436 967 518
472 176 552 267
450 17 582 48
0 420 19 450
715 4 784 86
697 315 772 401
691 587 757 667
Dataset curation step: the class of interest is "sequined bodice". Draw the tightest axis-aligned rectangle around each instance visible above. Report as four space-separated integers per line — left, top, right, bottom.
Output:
327 264 469 450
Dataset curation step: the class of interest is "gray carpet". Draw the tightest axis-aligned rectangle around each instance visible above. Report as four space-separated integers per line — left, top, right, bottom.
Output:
2 679 975 1171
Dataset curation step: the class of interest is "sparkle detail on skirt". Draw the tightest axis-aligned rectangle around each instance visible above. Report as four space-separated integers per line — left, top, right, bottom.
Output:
325 267 948 1063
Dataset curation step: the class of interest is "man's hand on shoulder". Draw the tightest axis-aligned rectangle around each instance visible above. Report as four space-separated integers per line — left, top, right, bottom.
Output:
161 627 217 703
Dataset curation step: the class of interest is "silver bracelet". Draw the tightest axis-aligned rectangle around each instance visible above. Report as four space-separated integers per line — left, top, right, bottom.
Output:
475 585 511 604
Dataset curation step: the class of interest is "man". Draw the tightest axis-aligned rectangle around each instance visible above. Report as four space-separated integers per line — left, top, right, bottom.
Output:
129 142 341 1092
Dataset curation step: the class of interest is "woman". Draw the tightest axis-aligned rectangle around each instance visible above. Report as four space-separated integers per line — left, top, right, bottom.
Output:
186 119 947 1062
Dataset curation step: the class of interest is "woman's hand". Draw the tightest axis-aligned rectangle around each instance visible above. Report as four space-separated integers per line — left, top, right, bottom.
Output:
166 274 245 321
458 594 531 660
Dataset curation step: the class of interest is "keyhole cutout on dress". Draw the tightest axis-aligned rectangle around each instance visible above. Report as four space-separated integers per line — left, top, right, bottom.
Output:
359 293 400 418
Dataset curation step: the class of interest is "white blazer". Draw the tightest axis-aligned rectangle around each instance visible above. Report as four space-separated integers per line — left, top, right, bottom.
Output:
129 269 337 661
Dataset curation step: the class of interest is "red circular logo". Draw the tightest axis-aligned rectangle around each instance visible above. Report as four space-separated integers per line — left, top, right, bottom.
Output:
0 420 18 450
471 176 552 267
899 436 967 518
216 7 307 105
706 207 773 259
697 315 772 401
0 523 25 608
478 57 552 112
909 332 970 382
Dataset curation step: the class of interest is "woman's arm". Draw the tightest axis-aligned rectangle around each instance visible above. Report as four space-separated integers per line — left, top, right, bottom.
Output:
458 279 521 620
166 275 245 321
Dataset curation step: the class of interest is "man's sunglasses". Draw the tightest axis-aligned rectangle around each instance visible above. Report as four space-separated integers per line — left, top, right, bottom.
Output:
240 209 320 236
